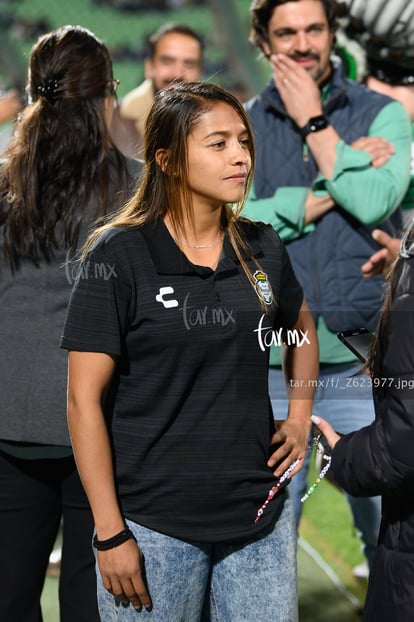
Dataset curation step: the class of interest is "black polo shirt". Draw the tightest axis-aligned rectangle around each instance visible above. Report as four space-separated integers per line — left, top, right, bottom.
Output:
61 218 303 542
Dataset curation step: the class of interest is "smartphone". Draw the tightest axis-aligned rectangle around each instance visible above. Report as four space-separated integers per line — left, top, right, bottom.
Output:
337 328 374 364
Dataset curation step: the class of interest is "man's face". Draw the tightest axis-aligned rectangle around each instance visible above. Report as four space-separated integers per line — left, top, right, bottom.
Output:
262 0 334 85
145 32 203 92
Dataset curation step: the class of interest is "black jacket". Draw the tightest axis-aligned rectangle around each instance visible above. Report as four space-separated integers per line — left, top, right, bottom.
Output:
332 244 414 621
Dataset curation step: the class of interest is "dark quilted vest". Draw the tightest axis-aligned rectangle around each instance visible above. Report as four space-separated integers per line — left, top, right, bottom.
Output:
245 64 402 332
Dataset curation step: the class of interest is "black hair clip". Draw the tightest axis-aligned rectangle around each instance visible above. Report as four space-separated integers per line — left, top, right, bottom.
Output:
37 78 59 101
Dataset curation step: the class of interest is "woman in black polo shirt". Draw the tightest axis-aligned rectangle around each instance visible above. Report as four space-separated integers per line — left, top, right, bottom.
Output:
62 81 318 621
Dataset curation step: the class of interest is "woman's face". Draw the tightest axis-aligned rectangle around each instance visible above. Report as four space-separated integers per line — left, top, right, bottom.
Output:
185 102 252 212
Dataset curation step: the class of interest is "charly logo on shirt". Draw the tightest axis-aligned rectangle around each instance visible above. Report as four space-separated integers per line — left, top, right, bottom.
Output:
253 270 273 305
155 286 179 309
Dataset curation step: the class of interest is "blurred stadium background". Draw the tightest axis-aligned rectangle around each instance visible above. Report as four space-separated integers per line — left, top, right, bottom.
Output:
0 0 269 102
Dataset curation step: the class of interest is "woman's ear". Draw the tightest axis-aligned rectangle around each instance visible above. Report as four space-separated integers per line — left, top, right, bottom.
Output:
155 148 171 173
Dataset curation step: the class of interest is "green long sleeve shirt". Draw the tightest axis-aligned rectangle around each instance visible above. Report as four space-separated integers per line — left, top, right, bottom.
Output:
242 101 412 364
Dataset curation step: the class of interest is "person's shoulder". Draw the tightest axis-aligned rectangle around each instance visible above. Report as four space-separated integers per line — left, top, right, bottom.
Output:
349 80 409 125
89 226 145 257
244 81 273 114
120 79 154 118
244 93 261 113
124 155 144 176
238 218 282 248
337 74 410 128
342 73 394 106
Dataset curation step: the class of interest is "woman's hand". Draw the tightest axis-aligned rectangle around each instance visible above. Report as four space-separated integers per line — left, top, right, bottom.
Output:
310 414 340 450
268 416 310 478
98 538 152 612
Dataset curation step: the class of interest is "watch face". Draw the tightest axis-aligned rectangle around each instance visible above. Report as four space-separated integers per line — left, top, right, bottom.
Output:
301 115 328 137
309 116 328 132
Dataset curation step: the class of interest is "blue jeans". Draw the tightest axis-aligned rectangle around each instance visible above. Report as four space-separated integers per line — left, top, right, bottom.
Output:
269 362 381 567
96 494 298 621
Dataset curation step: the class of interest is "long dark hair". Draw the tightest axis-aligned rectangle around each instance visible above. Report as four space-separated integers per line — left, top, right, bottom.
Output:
84 81 270 307
0 25 128 268
367 224 414 377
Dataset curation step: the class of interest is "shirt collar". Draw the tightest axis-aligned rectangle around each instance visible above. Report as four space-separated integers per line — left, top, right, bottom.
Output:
140 218 262 276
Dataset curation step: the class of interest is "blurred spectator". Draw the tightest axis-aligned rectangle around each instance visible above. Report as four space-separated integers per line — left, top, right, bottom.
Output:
338 0 414 227
243 0 411 579
335 0 414 279
111 22 204 157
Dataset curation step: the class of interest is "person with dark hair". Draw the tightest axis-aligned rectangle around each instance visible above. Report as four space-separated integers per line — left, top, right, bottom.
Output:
61 80 318 621
312 220 414 621
243 0 412 575
0 25 142 622
111 22 204 157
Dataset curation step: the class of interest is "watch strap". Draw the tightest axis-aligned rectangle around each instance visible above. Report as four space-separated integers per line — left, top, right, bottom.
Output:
299 115 329 138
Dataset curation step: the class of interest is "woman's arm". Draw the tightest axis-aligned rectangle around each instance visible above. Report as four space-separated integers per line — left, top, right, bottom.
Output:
268 297 319 478
67 350 152 612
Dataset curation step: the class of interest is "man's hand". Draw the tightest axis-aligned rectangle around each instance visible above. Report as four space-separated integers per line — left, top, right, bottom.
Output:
351 136 395 169
270 54 322 127
361 229 401 278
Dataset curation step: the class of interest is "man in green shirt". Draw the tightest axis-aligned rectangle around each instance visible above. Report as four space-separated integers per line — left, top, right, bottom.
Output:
243 0 411 573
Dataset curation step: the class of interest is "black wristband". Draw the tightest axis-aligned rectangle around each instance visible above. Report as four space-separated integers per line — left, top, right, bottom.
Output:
93 527 135 551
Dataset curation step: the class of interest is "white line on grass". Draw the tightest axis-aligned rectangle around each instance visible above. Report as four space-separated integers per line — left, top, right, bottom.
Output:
298 536 362 608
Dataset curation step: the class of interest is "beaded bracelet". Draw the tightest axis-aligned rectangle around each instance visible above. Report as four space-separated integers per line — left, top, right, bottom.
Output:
300 451 332 502
93 527 135 551
254 433 332 523
254 457 302 523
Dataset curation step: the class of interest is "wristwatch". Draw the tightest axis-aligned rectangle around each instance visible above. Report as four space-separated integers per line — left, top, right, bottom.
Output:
299 115 329 138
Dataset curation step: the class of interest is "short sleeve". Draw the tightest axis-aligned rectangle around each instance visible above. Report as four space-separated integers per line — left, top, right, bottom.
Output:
273 234 304 330
60 247 131 355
